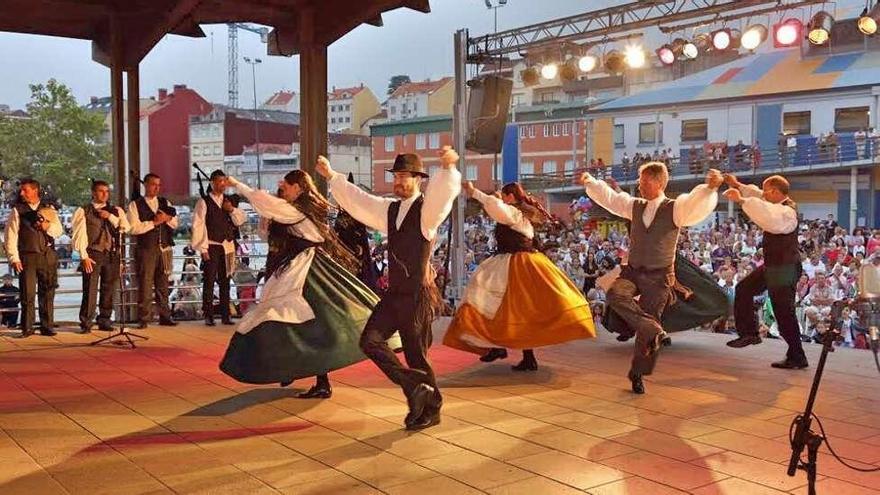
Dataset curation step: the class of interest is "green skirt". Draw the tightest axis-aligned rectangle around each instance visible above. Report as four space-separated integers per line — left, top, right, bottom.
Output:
219 253 382 384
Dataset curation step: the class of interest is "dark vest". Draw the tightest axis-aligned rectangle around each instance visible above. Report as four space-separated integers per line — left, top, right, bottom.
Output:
15 202 54 255
84 203 119 254
628 198 679 271
494 224 536 254
204 195 236 243
134 197 175 249
265 219 317 278
762 198 801 266
387 196 432 294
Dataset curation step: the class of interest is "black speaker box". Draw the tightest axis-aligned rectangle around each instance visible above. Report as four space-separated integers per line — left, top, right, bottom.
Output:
465 75 513 154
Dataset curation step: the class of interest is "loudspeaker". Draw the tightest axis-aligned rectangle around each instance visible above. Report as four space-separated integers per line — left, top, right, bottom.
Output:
466 75 513 154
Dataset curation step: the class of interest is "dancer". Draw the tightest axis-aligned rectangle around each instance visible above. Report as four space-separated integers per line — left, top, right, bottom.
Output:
724 174 807 369
219 171 390 398
579 163 722 394
334 173 378 291
444 181 596 370
319 148 460 431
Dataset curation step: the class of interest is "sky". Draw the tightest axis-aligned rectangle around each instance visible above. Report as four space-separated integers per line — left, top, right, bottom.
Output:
0 0 866 109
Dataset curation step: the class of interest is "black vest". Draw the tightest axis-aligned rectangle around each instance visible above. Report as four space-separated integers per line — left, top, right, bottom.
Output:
264 220 317 278
628 199 679 271
15 202 54 255
387 197 432 294
762 198 801 266
494 224 536 254
204 195 236 243
134 197 175 249
84 203 119 253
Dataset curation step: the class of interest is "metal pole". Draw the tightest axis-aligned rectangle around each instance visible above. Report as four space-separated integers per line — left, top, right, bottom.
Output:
851 166 858 230
251 61 262 189
452 29 469 303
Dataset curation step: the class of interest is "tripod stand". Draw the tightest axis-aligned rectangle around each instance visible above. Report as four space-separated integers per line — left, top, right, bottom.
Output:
91 227 148 348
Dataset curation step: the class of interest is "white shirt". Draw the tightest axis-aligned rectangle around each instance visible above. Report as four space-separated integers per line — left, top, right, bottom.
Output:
4 203 64 264
471 189 534 239
127 196 180 236
71 202 131 261
739 184 799 235
191 193 247 254
328 168 461 241
229 179 323 243
583 178 718 228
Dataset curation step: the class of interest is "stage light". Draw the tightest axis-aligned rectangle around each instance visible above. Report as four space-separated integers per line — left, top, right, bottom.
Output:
624 45 646 68
540 62 559 80
604 50 625 73
682 41 699 59
729 28 742 49
694 32 712 51
712 28 732 50
578 54 598 72
559 59 579 81
520 67 539 86
656 45 675 65
741 24 769 50
808 11 834 45
859 5 880 35
774 18 802 47
670 38 688 55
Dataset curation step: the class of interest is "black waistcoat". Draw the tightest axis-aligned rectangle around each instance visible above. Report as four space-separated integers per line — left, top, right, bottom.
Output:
134 197 175 249
15 202 54 255
494 224 536 254
387 197 432 294
762 198 801 266
204 195 236 243
264 220 318 278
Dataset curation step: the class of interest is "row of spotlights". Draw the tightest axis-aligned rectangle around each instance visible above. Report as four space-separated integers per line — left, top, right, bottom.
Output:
520 48 644 85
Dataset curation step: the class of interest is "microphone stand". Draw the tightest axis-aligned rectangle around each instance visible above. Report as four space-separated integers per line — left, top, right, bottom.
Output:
91 223 148 348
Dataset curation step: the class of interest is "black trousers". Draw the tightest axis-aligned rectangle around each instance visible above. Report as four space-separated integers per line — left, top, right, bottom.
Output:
202 244 230 319
19 251 58 332
359 291 441 405
136 245 171 323
79 250 120 326
734 264 805 362
607 266 673 376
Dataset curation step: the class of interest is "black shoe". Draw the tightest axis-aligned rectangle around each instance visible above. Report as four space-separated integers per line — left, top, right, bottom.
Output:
727 335 762 348
280 379 294 388
136 321 148 330
771 358 809 370
17 329 34 339
616 334 633 342
480 348 508 363
406 409 441 431
628 370 645 394
221 318 234 326
405 384 435 427
297 385 332 399
79 324 93 334
512 358 538 372
97 320 114 331
204 317 215 327
39 328 57 336
159 318 178 327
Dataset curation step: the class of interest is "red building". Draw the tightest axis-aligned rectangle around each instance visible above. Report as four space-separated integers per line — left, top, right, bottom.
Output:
141 84 212 200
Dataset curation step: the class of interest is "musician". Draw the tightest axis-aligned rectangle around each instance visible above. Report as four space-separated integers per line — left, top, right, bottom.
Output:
128 173 178 328
4 179 63 337
72 180 131 333
191 170 246 326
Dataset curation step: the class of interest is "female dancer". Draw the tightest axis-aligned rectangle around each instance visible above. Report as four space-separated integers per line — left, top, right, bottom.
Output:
219 171 396 398
444 181 595 371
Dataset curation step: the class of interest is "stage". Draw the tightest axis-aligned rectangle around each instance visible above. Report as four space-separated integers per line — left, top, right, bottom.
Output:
1 321 878 495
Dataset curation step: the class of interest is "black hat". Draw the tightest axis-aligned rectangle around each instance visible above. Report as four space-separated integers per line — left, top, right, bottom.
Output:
386 153 428 178
210 169 226 180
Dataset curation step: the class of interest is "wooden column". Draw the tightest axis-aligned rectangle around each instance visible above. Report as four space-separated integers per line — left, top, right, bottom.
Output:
126 65 140 203
298 9 328 192
110 18 127 207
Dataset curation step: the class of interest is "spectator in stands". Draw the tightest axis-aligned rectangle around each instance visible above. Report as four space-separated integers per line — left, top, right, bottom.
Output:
855 128 867 159
803 271 836 327
802 253 827 280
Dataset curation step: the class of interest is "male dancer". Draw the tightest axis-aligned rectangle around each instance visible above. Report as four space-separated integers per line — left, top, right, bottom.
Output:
318 147 460 430
5 179 63 337
579 163 722 393
128 173 178 328
72 180 130 333
724 174 807 369
191 170 246 326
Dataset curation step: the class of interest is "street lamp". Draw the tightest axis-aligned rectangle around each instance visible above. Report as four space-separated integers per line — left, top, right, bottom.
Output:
243 56 263 189
485 0 508 34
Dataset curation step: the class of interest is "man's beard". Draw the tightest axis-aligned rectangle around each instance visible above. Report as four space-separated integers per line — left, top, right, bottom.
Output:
393 185 415 198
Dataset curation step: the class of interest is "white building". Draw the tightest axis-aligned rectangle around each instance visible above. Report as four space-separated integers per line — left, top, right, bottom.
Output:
385 77 454 121
262 91 300 113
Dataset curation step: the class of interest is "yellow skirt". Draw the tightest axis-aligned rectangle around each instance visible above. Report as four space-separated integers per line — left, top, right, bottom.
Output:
444 251 596 355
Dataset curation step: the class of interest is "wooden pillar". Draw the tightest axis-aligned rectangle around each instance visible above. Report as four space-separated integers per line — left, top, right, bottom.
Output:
126 65 140 203
298 8 328 192
110 19 127 207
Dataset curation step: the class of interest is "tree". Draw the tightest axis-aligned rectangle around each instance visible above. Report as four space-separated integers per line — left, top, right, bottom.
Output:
0 79 110 206
387 75 412 96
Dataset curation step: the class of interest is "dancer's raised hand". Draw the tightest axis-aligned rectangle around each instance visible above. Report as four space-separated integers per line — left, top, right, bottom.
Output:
723 173 741 189
574 171 593 186
723 188 744 204
462 181 476 197
705 169 724 189
315 156 333 179
439 146 459 169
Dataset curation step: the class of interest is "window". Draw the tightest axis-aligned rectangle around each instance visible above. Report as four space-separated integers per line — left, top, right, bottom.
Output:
552 124 560 137
390 106 397 115
192 145 201 156
413 102 418 113
331 117 337 124
519 126 527 139
543 160 557 174
402 103 408 114
415 133 427 150
835 107 870 132
520 162 534 175
384 136 395 152
639 122 663 145
345 104 351 111
345 117 350 123
681 119 708 142
213 144 221 156
543 124 550 137
563 122 571 136
564 160 576 173
466 165 478 181
783 111 811 135
385 171 393 183
573 121 579 135
613 124 625 147
529 125 535 138
429 132 440 149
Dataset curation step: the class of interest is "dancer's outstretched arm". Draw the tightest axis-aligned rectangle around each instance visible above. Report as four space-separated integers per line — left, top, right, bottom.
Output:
227 177 306 224
576 172 634 220
463 182 522 226
319 156 393 234
672 169 721 227
420 147 462 242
